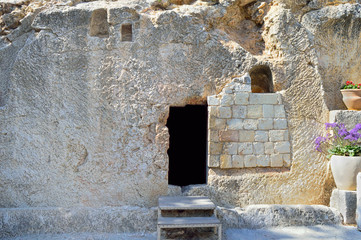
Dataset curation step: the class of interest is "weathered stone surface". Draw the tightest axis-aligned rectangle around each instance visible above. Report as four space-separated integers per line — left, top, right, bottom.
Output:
0 206 157 238
270 154 283 167
329 110 361 130
255 130 268 142
217 205 342 229
219 106 232 118
232 155 244 168
301 3 361 111
227 119 243 130
168 184 182 196
330 189 357 225
220 154 233 168
219 130 239 142
244 155 257 167
249 93 279 105
208 155 220 168
246 105 263 118
0 0 360 212
234 92 249 105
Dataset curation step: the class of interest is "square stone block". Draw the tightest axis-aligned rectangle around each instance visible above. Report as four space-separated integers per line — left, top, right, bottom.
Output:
234 92 249 105
243 119 258 130
249 93 279 104
208 155 220 168
232 105 247 118
265 142 274 154
283 154 291 167
219 106 232 118
274 119 288 129
274 105 286 118
220 94 233 106
208 106 218 117
275 141 291 154
257 155 270 167
227 119 243 130
209 118 226 130
207 95 219 106
208 130 219 142
232 155 244 168
239 130 255 142
258 119 273 130
263 105 274 118
247 105 263 118
253 142 265 155
238 142 253 155
220 155 232 169
209 142 223 155
270 154 283 167
330 189 357 225
269 130 289 142
223 142 238 155
244 155 256 167
219 130 239 142
255 131 268 142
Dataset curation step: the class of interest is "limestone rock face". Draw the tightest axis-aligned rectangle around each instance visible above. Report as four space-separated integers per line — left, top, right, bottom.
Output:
0 0 360 209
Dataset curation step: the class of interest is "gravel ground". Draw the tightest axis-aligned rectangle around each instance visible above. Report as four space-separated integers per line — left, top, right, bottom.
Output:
2 225 361 240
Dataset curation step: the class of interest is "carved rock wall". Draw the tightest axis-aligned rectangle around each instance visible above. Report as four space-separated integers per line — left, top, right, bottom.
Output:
0 0 360 208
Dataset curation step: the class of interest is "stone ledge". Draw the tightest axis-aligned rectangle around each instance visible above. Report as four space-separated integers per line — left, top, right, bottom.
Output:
330 189 357 225
217 205 342 229
0 206 157 238
329 110 361 129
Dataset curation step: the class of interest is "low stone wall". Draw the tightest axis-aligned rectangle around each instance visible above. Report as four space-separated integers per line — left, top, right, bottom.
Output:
0 206 157 238
217 205 342 229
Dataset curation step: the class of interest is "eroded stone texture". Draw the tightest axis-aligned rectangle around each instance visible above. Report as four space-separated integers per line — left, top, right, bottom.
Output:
0 0 360 210
329 110 361 130
0 206 158 238
330 189 357 225
217 204 342 229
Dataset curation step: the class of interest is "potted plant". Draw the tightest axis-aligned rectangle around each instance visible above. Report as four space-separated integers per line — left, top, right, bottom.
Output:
315 122 361 191
340 81 361 110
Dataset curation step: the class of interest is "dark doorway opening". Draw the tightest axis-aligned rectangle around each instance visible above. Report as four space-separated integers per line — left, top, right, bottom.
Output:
250 65 273 93
167 105 208 187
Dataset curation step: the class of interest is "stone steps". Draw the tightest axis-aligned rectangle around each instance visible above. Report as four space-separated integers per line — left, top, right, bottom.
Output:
157 196 222 240
158 216 221 226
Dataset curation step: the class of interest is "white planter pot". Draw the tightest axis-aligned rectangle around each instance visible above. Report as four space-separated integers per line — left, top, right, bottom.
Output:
330 155 361 191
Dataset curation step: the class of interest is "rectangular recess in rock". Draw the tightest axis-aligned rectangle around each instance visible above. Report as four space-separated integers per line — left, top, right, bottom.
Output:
89 9 109 37
122 23 133 42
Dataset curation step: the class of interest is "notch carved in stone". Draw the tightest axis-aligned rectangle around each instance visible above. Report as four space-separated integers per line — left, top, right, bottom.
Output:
250 65 273 93
122 24 133 42
89 9 109 37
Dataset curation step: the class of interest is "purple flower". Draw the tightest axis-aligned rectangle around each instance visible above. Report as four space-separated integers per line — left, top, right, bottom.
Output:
314 136 327 152
314 122 361 156
338 127 349 137
325 123 337 130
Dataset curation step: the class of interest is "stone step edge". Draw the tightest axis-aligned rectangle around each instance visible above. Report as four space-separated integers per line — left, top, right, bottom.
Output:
0 204 343 238
158 216 221 226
